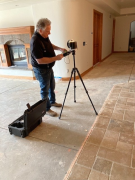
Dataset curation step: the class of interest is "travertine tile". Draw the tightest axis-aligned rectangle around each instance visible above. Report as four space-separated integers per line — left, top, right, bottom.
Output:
98 147 131 166
101 130 119 150
131 87 135 90
127 98 135 106
107 119 122 132
110 163 135 180
124 110 135 122
115 103 126 109
132 159 135 168
129 81 135 86
87 128 105 145
115 104 135 111
114 85 123 88
111 88 121 94
108 94 118 100
95 116 110 129
99 108 113 118
111 108 124 121
104 99 117 109
121 88 129 92
131 89 135 93
122 86 130 90
105 130 119 139
125 105 135 111
120 92 135 98
93 157 112 175
117 97 127 105
119 133 135 145
116 141 133 155
132 146 135 168
121 120 134 134
88 170 109 180
108 119 134 134
77 143 99 168
68 164 90 180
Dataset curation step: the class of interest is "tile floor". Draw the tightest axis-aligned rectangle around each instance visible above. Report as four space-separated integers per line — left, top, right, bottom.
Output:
0 53 135 180
65 76 135 179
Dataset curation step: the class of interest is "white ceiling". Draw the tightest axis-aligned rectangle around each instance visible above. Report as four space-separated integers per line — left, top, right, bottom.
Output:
0 0 135 16
0 0 52 11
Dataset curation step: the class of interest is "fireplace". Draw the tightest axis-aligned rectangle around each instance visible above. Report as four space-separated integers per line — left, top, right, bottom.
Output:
8 45 27 67
0 26 34 69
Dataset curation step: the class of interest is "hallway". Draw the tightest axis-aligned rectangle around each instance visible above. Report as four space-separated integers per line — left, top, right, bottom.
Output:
0 53 135 180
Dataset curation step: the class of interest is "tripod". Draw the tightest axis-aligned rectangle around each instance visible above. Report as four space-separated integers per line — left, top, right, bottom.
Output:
59 50 98 119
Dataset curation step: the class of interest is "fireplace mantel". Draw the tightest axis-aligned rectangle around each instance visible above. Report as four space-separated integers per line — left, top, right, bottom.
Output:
0 26 34 37
0 26 34 69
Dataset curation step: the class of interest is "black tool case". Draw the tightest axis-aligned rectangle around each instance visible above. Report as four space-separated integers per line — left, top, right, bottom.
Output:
8 99 46 138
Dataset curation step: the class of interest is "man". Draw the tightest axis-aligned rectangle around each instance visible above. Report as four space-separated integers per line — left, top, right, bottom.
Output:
30 18 66 117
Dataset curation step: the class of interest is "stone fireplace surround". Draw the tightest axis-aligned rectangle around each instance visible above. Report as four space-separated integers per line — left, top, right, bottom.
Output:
0 26 35 80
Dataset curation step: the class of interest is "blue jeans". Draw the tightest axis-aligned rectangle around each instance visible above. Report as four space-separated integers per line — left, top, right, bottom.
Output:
33 67 56 111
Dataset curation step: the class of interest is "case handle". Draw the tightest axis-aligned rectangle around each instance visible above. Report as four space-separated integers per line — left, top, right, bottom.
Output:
26 103 31 109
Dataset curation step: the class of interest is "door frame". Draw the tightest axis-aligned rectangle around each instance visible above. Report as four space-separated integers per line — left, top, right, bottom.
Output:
93 9 103 65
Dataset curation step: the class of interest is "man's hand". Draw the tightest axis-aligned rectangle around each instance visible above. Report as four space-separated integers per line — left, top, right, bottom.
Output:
56 54 63 61
52 44 67 53
59 48 67 53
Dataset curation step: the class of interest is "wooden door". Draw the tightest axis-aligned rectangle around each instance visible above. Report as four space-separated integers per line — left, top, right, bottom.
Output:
93 10 103 65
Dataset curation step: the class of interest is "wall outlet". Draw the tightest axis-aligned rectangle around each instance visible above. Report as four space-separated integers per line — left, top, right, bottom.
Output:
67 69 69 73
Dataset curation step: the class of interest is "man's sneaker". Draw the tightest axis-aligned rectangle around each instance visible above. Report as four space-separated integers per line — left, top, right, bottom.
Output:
46 109 57 117
51 102 62 107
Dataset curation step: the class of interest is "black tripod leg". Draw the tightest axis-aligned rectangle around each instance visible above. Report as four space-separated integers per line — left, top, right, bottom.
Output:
59 69 74 119
74 68 76 102
76 68 98 115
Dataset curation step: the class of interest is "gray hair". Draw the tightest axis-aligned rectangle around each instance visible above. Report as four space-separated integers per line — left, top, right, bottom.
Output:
36 18 51 31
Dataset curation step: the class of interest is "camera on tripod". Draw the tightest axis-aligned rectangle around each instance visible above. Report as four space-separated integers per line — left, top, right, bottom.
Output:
63 40 77 57
59 39 98 119
67 40 77 50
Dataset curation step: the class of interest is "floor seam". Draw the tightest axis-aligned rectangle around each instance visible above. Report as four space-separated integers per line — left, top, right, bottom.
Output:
0 127 78 151
0 82 28 95
28 135 78 151
0 127 8 130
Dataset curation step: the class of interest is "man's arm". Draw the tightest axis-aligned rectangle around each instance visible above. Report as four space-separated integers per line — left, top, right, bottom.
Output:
52 44 67 53
36 54 63 64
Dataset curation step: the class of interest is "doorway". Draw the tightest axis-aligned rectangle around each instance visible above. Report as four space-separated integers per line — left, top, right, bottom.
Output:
93 10 103 66
128 21 135 52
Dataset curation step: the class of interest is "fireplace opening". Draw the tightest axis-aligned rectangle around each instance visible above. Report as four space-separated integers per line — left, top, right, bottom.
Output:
8 45 27 67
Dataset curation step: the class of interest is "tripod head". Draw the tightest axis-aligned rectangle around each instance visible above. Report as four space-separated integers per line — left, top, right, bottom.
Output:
63 49 75 57
71 49 75 55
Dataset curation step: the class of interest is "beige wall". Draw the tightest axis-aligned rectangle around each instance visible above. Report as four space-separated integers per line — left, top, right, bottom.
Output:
0 0 114 78
102 12 113 59
32 0 113 77
114 15 135 52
